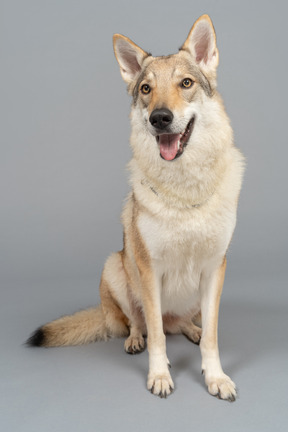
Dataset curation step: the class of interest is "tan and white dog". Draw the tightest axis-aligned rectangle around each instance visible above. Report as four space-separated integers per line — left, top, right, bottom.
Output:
27 15 244 401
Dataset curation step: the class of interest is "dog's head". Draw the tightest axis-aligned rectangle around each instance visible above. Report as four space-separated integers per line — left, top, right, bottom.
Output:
113 15 221 163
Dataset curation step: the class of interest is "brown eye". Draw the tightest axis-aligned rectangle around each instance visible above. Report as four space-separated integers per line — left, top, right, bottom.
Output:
182 78 194 88
141 84 151 94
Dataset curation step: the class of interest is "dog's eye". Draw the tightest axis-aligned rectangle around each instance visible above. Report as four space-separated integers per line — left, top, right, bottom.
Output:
182 78 194 88
141 84 151 94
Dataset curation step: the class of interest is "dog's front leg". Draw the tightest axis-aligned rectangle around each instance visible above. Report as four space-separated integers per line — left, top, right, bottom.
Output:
200 257 237 401
140 271 174 398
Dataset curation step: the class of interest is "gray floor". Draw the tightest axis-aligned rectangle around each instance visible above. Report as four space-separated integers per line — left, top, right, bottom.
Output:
1 266 288 432
1 0 288 431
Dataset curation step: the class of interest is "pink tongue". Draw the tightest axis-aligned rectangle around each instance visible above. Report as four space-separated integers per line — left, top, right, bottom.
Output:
159 134 181 161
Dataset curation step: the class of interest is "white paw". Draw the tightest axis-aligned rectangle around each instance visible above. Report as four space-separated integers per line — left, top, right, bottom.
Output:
147 372 174 398
205 373 237 402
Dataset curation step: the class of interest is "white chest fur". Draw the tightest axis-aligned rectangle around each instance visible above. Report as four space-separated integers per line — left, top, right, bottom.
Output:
137 197 236 316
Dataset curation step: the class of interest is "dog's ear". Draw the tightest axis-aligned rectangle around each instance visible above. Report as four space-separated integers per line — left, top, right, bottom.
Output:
181 15 219 73
113 34 149 84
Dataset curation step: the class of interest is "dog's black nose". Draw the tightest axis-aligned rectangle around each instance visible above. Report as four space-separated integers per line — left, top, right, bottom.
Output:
149 109 174 130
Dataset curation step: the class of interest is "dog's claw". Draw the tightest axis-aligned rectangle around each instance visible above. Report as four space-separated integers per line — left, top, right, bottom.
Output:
124 336 146 355
206 374 237 402
228 394 236 402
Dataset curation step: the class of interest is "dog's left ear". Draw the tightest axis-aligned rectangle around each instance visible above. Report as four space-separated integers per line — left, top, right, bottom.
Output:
181 15 219 73
113 34 149 85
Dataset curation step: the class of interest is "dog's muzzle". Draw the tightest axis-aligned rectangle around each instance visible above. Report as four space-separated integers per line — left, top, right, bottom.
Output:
149 109 195 161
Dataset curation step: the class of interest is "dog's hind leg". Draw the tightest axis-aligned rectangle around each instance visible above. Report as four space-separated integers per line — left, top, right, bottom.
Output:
180 316 202 345
101 251 146 354
124 296 146 354
100 253 130 338
163 312 202 345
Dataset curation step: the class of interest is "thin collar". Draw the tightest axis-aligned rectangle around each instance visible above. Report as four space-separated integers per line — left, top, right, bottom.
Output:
140 178 214 209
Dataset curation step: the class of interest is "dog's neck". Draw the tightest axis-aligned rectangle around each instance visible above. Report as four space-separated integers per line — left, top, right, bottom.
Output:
129 148 227 211
140 177 215 209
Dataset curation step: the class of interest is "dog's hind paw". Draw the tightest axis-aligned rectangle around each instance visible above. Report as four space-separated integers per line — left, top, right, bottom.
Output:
182 325 202 345
124 335 146 354
147 372 174 398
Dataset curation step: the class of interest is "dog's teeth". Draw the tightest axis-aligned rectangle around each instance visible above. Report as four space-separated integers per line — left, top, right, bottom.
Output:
177 140 180 150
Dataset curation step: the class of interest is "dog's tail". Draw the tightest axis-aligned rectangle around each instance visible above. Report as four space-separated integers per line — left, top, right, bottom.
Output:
26 305 127 348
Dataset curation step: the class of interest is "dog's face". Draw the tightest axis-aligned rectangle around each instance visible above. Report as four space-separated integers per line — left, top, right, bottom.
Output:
113 15 220 163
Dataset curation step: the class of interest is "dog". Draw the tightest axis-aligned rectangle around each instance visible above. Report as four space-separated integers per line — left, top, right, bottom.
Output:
27 14 244 401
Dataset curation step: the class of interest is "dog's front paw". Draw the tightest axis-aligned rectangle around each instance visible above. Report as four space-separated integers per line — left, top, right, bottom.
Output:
147 372 174 398
204 373 237 402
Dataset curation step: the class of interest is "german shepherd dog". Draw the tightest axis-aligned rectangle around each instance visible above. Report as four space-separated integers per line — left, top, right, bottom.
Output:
27 15 244 401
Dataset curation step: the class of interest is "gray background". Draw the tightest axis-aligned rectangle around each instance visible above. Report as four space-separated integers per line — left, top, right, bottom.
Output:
1 0 288 431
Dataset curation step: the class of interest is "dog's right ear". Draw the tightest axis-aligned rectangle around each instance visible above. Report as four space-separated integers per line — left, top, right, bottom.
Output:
113 34 149 85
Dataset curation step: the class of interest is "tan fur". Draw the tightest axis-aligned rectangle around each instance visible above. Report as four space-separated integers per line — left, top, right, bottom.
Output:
28 15 244 401
201 257 226 352
40 307 108 346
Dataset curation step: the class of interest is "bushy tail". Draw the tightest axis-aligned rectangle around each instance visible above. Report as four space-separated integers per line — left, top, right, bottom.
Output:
26 306 109 347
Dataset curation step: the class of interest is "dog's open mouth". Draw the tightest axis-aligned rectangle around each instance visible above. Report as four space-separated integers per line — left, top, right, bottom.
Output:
156 116 195 161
